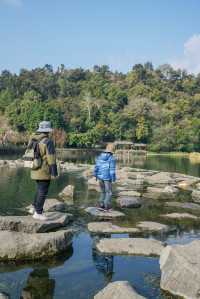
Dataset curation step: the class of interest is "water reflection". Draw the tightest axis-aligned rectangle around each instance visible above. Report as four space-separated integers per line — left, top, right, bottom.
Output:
0 247 73 299
92 250 114 283
20 268 55 299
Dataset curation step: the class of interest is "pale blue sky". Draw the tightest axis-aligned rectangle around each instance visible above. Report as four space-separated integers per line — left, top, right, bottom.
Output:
0 0 200 73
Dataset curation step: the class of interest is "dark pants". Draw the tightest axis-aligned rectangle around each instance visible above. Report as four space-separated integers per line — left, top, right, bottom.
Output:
33 180 50 214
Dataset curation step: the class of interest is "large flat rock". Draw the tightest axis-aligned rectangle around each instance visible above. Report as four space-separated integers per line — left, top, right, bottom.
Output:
0 229 73 261
0 212 73 233
117 190 141 197
165 201 200 211
145 172 174 186
136 221 172 233
160 240 200 299
88 222 139 234
161 212 199 220
116 196 142 208
96 238 164 256
143 186 179 200
94 281 146 299
85 207 125 219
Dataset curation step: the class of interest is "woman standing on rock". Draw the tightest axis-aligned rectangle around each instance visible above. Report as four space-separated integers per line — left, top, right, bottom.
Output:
94 143 116 212
26 121 58 221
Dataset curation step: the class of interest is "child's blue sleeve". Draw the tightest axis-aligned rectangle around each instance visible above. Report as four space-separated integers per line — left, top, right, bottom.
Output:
109 158 116 182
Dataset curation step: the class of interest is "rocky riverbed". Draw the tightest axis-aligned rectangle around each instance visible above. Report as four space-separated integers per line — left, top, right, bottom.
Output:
1 159 200 298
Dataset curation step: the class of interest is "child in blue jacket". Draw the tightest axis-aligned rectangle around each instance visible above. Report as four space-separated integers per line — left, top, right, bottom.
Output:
94 143 116 211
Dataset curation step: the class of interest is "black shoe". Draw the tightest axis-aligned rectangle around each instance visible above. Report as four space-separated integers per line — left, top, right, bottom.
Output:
97 204 105 211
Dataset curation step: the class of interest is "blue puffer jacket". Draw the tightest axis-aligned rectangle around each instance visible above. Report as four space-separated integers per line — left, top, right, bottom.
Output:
94 152 116 182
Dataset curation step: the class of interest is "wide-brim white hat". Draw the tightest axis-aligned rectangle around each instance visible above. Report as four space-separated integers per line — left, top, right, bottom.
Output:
37 121 53 133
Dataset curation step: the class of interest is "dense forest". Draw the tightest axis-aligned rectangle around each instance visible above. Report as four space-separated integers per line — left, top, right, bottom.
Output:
0 63 200 151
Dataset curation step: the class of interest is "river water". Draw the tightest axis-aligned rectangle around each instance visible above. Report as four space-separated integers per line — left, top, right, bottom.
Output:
0 154 200 299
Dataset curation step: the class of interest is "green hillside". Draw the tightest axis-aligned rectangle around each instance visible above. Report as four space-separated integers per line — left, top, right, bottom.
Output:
0 63 200 151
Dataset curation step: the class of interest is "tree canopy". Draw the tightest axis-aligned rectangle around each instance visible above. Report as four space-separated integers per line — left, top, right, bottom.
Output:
0 63 200 151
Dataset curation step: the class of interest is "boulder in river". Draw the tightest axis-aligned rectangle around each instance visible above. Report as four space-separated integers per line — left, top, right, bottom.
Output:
88 222 140 234
59 185 74 204
94 281 146 299
96 238 164 256
161 212 199 220
85 207 125 219
136 221 172 233
0 229 73 261
160 240 200 299
0 212 73 233
116 196 142 208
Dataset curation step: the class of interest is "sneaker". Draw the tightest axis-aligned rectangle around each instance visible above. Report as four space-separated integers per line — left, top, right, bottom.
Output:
28 205 35 215
103 208 112 213
97 204 105 211
33 212 47 221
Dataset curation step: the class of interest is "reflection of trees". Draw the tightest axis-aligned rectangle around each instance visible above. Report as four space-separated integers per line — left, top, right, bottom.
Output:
20 268 55 299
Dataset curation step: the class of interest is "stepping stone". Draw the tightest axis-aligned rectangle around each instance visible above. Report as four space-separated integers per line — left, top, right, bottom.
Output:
165 201 200 211
117 190 141 197
161 212 198 220
26 198 66 213
96 238 164 256
0 212 73 233
85 207 125 219
43 198 66 211
88 222 139 234
94 281 146 299
116 197 142 208
160 240 200 299
0 229 73 261
136 221 172 233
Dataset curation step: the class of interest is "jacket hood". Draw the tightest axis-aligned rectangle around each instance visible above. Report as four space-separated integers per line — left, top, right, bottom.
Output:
98 152 112 161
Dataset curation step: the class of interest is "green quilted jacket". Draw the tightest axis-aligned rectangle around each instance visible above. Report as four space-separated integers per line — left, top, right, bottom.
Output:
28 133 58 180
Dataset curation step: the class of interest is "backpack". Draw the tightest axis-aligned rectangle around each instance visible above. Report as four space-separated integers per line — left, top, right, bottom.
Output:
23 139 42 170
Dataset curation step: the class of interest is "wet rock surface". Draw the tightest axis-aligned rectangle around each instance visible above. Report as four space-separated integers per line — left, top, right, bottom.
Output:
59 185 74 204
0 212 73 233
0 229 73 261
160 240 200 299
136 221 172 233
116 196 142 208
88 222 140 234
165 201 200 211
85 207 125 219
161 212 199 220
94 281 146 299
96 238 164 256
